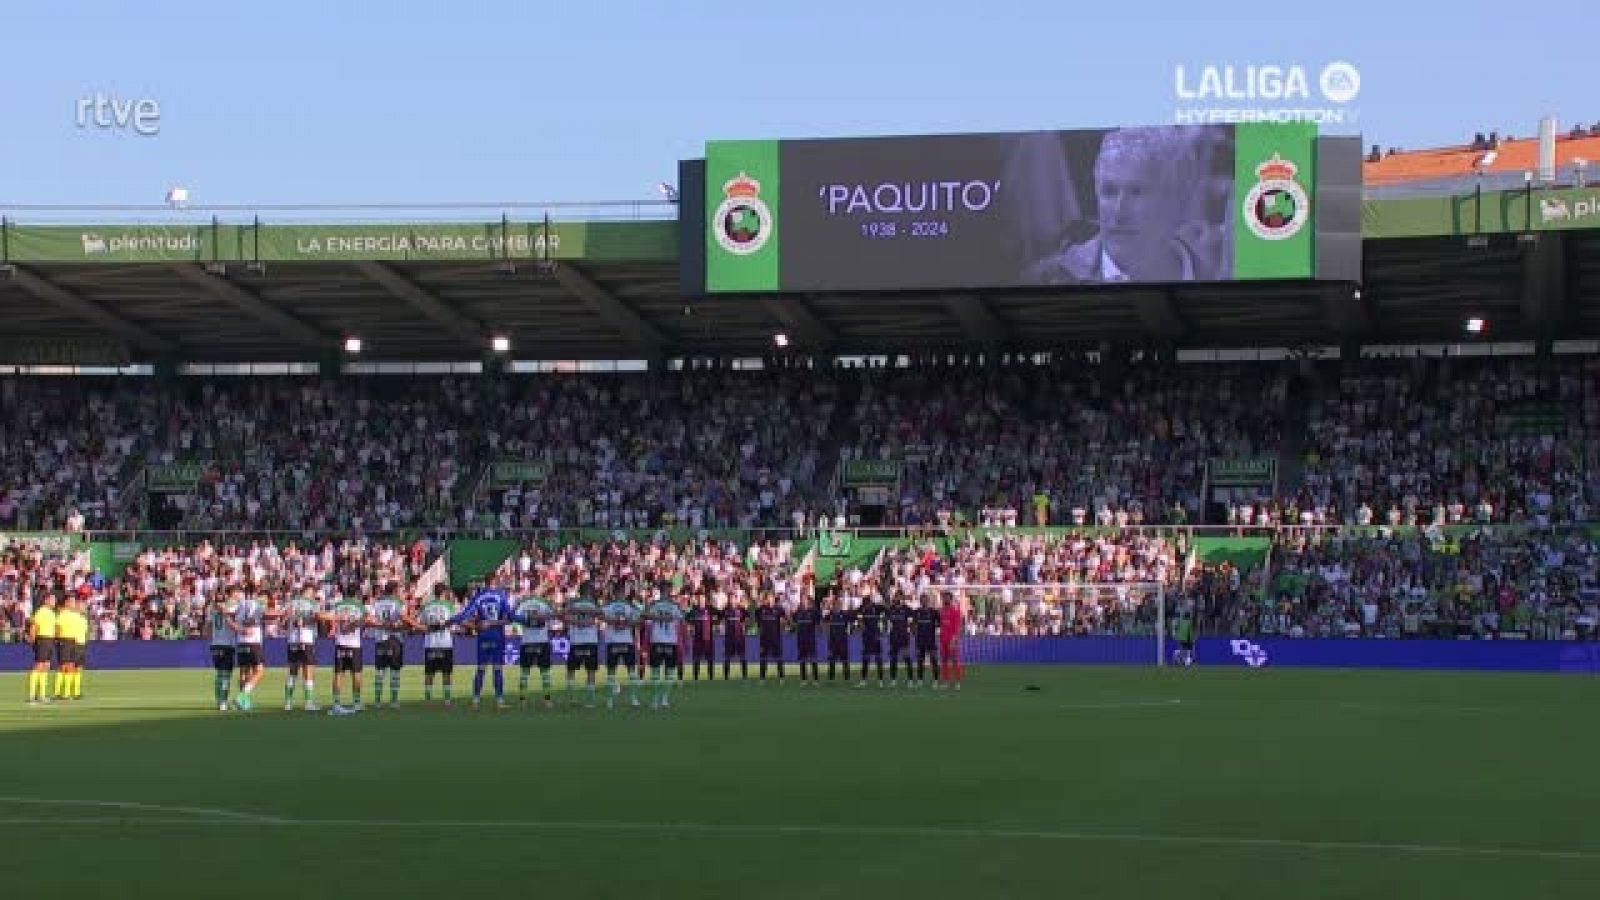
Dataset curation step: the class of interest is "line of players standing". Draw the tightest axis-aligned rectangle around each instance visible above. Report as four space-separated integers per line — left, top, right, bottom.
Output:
201 577 966 714
686 590 960 689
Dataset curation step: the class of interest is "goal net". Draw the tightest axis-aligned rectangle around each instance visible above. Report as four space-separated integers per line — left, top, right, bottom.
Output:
912 581 1172 666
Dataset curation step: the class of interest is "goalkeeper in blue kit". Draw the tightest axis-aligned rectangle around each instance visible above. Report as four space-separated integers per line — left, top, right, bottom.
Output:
448 580 514 710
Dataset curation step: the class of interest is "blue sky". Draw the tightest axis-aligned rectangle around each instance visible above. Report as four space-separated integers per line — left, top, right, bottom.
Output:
0 0 1590 211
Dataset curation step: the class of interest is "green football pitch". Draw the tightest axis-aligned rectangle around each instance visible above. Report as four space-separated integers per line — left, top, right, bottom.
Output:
2 665 1597 900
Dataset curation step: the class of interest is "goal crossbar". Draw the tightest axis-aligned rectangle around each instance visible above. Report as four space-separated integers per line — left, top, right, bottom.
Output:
911 581 1170 666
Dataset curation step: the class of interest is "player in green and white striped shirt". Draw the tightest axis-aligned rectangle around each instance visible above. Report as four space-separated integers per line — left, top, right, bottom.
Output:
283 588 323 711
513 594 556 708
369 586 409 708
419 587 458 705
323 594 368 714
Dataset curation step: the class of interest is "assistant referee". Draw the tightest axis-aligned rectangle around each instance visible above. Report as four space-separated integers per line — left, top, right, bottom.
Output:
25 593 59 705
54 596 89 700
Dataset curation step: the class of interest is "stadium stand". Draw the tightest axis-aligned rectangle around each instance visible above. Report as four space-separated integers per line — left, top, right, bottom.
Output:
0 537 433 643
836 359 1286 529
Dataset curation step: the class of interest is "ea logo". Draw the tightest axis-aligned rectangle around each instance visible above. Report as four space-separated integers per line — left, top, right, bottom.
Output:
1319 62 1360 105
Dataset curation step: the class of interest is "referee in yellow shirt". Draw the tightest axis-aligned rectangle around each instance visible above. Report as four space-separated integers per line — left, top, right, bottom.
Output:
25 593 59 705
55 595 90 701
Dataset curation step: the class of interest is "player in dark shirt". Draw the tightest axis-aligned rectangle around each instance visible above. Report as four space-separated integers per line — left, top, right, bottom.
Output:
722 599 749 680
824 599 853 683
792 598 821 685
856 595 887 688
687 597 719 680
913 600 941 689
755 596 787 682
886 593 914 687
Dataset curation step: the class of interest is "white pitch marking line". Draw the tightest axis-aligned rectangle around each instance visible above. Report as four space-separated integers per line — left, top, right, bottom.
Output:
0 795 285 823
0 813 1591 863
1057 699 1183 710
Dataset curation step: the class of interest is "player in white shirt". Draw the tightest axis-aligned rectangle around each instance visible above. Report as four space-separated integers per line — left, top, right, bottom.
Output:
513 593 556 708
323 595 368 714
230 587 267 712
282 588 323 711
562 594 603 708
368 585 408 709
418 587 459 706
644 593 685 709
207 595 238 712
601 596 642 709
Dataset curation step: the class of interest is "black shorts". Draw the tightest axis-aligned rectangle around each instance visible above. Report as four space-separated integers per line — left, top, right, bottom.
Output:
519 642 552 670
828 639 849 662
424 647 454 675
692 639 715 660
59 642 85 666
797 635 818 660
33 638 56 665
890 635 911 655
722 638 746 658
649 643 680 668
374 638 405 671
861 637 884 658
605 644 637 669
758 636 783 660
211 645 236 672
236 644 263 670
287 643 316 670
567 643 599 672
334 645 362 674
916 634 939 657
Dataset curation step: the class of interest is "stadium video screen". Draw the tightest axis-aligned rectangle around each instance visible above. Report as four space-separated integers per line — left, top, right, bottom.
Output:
700 122 1359 293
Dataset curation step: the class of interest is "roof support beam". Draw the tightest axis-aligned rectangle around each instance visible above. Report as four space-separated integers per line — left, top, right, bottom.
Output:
351 261 486 348
761 295 837 348
943 294 1008 344
1519 232 1564 340
550 262 667 352
167 263 330 349
1130 289 1185 341
8 265 175 353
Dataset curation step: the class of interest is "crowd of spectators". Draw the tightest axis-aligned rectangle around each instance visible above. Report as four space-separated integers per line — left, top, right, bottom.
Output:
828 532 1184 636
1 537 433 643
495 535 804 612
836 360 1286 529
1297 357 1600 527
473 370 834 532
0 378 148 531
1235 528 1600 640
4 355 1600 537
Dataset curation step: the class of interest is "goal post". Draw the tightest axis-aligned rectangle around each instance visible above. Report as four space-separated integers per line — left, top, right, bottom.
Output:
912 582 1171 666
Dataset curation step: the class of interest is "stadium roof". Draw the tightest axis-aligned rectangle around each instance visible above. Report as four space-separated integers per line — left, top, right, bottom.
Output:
3 189 1600 364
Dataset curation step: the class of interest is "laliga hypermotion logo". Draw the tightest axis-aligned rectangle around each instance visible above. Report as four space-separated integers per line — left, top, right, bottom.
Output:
1242 153 1310 242
1229 639 1269 667
712 171 773 256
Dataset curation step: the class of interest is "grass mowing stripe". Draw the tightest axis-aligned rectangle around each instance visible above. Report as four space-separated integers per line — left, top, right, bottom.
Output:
0 813 1593 863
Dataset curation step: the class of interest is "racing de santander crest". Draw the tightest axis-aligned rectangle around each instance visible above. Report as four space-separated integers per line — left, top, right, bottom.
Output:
712 171 773 256
1242 153 1310 241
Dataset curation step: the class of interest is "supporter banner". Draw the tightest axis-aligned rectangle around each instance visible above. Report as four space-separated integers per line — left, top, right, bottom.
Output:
0 531 86 558
146 463 204 492
703 122 1339 293
490 461 548 486
0 221 677 264
840 459 901 487
6 635 1599 674
1208 458 1276 486
817 531 855 558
